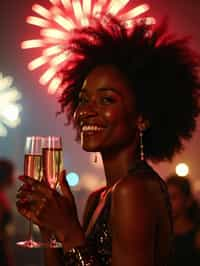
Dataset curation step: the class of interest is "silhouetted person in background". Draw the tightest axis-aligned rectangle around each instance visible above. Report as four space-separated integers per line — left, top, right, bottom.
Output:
167 175 200 266
0 158 15 266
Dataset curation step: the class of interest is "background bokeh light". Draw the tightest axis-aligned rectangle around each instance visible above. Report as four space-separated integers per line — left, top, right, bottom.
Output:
175 163 189 177
66 171 80 187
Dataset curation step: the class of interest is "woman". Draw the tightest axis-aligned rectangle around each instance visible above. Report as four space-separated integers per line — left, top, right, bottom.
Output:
167 176 200 266
16 17 200 266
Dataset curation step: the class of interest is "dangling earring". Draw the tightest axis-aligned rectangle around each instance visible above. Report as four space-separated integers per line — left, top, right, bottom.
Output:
94 153 98 163
139 128 144 161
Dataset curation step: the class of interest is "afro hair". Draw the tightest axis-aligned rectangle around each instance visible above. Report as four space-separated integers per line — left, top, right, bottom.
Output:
59 17 200 162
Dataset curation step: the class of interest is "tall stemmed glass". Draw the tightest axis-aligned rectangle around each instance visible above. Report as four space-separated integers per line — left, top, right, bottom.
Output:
17 136 43 248
42 136 63 248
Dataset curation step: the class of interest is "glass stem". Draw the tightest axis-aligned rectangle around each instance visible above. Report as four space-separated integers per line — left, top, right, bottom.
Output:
28 221 33 241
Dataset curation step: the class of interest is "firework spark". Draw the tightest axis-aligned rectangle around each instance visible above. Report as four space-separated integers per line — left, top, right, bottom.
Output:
0 73 22 137
22 0 155 94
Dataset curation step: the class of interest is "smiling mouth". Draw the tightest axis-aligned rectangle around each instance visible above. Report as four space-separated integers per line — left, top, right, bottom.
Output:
81 125 105 134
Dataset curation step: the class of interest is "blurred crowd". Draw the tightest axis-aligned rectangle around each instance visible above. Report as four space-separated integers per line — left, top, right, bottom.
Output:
167 175 200 266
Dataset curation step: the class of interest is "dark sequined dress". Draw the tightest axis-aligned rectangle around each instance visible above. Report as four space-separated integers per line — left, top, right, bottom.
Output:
84 161 173 266
85 189 112 265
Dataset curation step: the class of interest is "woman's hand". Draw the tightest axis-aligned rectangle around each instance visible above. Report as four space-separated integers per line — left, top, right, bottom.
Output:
16 170 84 245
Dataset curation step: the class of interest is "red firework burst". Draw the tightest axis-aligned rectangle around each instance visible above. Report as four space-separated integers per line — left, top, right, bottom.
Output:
21 0 155 94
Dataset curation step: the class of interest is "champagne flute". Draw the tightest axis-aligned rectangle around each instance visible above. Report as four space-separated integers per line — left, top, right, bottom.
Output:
42 136 63 248
17 136 43 248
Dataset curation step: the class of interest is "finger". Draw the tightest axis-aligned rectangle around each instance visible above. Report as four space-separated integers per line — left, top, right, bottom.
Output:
17 196 47 224
17 202 42 226
16 186 45 209
18 177 52 198
19 175 40 186
17 183 33 193
17 204 32 220
17 192 44 205
33 182 56 200
59 170 73 198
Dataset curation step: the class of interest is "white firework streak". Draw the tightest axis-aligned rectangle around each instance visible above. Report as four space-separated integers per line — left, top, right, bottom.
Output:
0 73 22 137
21 0 155 94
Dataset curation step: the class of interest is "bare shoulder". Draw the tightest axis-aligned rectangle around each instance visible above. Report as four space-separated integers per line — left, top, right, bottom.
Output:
112 169 159 207
111 171 158 265
111 170 159 229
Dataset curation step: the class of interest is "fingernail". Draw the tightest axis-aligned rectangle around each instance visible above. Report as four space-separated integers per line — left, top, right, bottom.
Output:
18 175 24 181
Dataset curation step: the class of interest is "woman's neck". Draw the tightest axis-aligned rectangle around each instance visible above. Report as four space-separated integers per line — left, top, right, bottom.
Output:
101 144 140 187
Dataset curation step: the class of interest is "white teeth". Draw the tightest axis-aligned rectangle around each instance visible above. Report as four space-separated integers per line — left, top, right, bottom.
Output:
82 125 104 132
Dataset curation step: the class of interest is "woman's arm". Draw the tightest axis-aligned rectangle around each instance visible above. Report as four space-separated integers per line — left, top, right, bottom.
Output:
42 189 102 266
62 189 105 265
111 176 156 266
41 229 65 266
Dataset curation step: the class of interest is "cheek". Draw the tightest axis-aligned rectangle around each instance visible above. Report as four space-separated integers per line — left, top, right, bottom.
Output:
104 107 120 121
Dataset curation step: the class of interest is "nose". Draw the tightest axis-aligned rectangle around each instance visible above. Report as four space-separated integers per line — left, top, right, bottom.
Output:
74 105 98 124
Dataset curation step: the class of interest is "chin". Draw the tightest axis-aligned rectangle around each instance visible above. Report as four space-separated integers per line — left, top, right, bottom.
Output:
81 134 105 152
82 143 100 152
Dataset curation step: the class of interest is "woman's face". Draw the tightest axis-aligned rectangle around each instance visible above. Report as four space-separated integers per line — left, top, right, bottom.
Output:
74 64 139 153
168 184 188 219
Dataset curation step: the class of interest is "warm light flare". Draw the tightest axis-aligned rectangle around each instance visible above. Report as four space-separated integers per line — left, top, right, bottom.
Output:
51 6 64 16
120 4 149 20
49 0 60 5
32 4 51 19
50 52 69 66
28 56 48 70
21 40 44 49
48 76 62 94
108 0 129 15
26 16 50 27
39 68 57 85
22 0 154 94
83 0 92 15
72 0 84 22
43 45 62 56
147 17 156 25
54 15 75 31
40 28 67 39
61 0 71 8
176 163 189 177
80 17 89 27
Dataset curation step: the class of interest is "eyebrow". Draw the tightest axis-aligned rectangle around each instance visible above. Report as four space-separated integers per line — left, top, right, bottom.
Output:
80 87 122 96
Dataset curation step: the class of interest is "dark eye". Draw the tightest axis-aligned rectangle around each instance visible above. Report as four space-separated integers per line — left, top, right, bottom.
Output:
101 96 115 104
79 96 88 105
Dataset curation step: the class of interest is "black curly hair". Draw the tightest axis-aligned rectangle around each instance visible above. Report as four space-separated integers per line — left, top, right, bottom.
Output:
59 16 200 162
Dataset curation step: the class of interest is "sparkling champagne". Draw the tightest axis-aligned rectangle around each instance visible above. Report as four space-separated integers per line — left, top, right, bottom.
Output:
24 154 42 181
42 148 63 189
